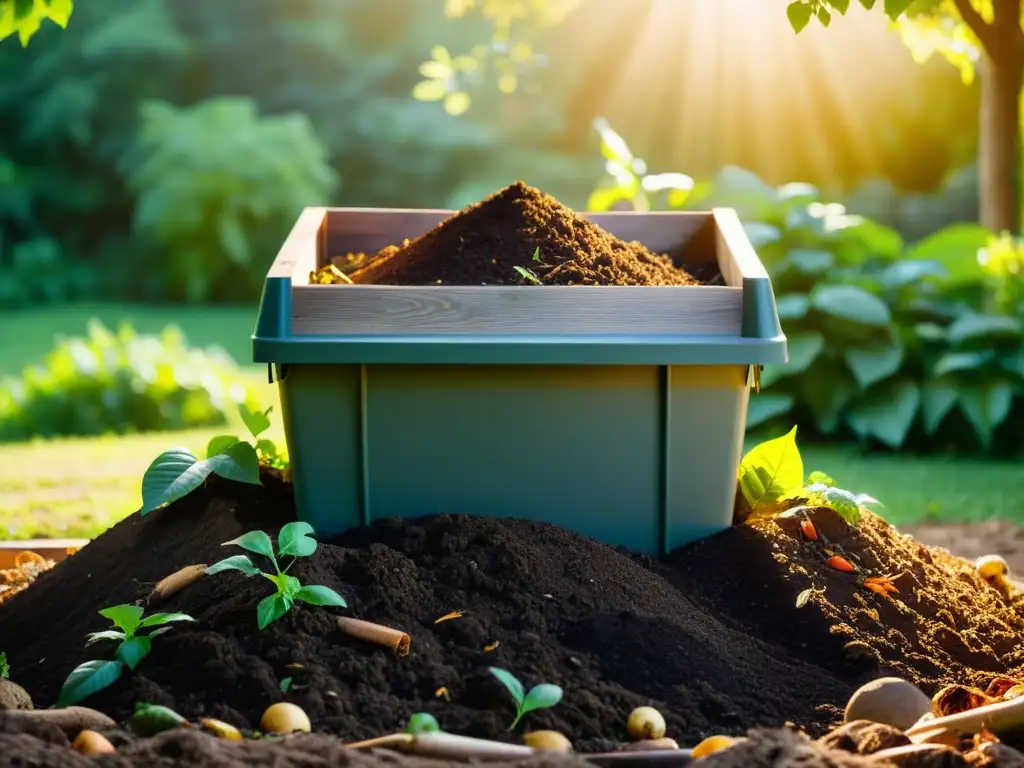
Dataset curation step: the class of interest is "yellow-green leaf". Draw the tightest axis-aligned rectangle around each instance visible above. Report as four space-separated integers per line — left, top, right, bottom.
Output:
412 79 447 102
444 91 471 115
737 426 804 509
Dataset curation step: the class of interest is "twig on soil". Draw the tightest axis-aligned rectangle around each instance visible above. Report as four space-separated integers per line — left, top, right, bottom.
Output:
344 733 414 750
147 564 208 605
337 616 410 657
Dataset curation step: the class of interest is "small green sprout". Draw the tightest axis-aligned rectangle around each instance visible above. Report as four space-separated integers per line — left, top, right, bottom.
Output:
488 666 563 731
0 652 9 680
205 521 347 630
280 676 293 694
57 605 195 707
513 265 542 285
532 247 541 261
406 712 441 734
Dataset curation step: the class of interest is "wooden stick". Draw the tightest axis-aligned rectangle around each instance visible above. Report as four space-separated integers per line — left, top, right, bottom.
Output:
148 564 207 605
905 695 1024 740
337 617 411 657
408 732 535 760
343 733 414 750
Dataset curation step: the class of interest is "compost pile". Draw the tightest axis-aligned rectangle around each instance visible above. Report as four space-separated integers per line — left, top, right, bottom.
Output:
339 181 706 286
2 476 1024 766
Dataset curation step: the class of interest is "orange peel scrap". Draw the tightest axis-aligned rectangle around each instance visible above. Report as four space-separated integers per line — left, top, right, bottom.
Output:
483 641 500 652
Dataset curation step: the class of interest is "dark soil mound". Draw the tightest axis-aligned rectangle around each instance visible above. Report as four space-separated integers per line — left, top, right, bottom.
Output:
347 181 704 286
664 506 1024 694
0 470 843 756
4 478 1024 766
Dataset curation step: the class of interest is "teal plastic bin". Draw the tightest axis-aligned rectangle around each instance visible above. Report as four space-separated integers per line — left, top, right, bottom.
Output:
253 207 786 555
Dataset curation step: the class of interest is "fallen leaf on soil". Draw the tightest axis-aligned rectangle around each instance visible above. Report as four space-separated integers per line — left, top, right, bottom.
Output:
483 641 499 652
796 589 813 609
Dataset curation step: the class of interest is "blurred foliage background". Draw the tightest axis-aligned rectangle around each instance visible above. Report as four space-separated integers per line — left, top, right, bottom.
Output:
0 0 1022 488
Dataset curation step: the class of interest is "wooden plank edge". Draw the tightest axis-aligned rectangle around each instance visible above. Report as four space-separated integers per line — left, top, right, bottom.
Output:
0 539 89 569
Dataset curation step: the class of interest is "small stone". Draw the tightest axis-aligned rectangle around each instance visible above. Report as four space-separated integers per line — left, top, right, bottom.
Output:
519 631 540 645
843 640 878 664
0 680 33 711
845 677 932 730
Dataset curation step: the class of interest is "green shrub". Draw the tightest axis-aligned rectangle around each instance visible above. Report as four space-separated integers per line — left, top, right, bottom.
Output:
120 97 338 304
588 121 1024 456
0 319 251 441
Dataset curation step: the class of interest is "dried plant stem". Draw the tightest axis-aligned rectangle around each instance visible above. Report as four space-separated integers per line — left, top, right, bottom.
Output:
337 616 410 657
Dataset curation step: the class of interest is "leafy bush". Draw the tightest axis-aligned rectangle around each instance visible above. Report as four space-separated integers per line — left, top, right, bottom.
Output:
120 97 338 304
589 121 1024 456
0 319 251 441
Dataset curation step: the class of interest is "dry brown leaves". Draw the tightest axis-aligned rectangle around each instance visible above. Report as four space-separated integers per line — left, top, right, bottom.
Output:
0 551 60 606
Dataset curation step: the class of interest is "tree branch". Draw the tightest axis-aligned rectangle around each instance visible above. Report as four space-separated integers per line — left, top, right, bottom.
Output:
951 0 999 55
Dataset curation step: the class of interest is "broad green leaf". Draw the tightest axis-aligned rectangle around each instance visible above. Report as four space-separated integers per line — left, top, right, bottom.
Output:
85 630 126 645
845 217 903 259
806 486 861 525
903 223 989 285
958 381 1014 451
99 604 144 635
240 403 272 439
746 394 794 429
817 7 831 25
205 555 261 576
761 332 825 388
787 1 813 32
876 260 946 289
489 667 525 705
116 636 152 671
915 323 947 343
412 79 447 102
785 249 834 275
737 426 803 508
523 683 563 713
933 350 996 377
278 521 318 558
1001 352 1024 379
56 660 123 708
206 435 240 458
845 337 904 390
207 441 261 486
946 314 1022 346
295 585 347 607
140 448 212 515
826 0 850 12
138 612 196 629
799 361 857 434
810 285 891 328
257 439 279 457
846 380 920 449
776 294 810 321
884 0 914 18
222 531 276 560
921 377 958 435
257 594 293 630
743 222 782 248
807 471 835 486
859 0 877 7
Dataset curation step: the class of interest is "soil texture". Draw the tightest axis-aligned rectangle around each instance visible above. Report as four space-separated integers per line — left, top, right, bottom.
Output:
665 507 1024 694
344 181 707 286
903 520 1024 576
2 477 1024 766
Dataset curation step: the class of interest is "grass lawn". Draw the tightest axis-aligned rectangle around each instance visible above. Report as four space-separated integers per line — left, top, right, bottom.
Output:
0 302 1022 540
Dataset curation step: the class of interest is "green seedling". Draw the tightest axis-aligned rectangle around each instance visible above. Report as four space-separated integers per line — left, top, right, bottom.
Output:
205 522 346 630
57 605 195 707
488 666 563 731
532 247 541 262
513 265 542 285
280 676 293 694
737 428 882 525
140 402 287 517
0 652 9 679
406 712 441 734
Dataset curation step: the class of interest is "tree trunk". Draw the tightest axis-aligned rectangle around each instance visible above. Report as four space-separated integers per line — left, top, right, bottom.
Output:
978 54 1022 233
